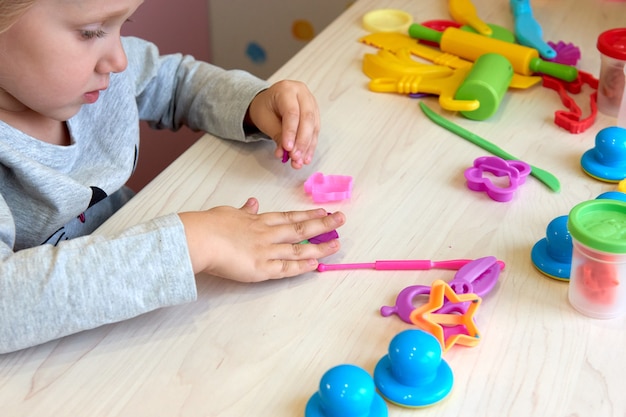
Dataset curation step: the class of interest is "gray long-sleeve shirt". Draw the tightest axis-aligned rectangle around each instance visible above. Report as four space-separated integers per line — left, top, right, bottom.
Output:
0 36 270 354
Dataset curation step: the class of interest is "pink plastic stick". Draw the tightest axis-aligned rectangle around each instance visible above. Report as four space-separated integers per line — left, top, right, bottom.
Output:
317 259 473 272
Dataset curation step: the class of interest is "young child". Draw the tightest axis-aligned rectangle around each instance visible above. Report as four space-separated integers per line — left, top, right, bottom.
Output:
0 0 345 353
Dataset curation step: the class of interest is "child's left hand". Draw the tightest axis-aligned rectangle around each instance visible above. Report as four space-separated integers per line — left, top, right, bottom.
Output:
246 80 320 169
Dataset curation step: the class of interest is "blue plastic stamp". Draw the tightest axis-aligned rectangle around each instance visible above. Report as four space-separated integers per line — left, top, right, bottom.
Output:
306 364 387 417
581 126 626 182
374 329 453 408
531 215 572 280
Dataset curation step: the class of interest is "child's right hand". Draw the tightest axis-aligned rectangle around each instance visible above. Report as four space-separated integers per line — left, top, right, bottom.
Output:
178 197 345 282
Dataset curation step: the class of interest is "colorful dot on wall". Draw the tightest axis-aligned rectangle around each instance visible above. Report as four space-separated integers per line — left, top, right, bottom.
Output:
245 42 267 64
292 19 315 41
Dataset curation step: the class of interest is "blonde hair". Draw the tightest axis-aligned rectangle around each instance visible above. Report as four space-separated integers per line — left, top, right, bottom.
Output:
0 0 36 34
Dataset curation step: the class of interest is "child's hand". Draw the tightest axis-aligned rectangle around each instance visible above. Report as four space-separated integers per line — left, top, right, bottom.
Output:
179 198 345 282
246 80 320 169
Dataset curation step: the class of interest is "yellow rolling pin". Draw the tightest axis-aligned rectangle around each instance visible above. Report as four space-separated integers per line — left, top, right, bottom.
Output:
408 23 578 82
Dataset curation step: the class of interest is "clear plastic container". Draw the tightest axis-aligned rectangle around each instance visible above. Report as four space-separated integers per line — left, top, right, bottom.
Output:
596 28 626 117
567 200 626 319
617 63 626 128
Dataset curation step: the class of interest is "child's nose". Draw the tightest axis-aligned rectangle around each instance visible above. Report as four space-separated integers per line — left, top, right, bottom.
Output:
97 37 128 74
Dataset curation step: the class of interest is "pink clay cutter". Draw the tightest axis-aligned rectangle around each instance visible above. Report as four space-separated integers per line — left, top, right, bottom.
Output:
304 172 353 203
464 156 531 202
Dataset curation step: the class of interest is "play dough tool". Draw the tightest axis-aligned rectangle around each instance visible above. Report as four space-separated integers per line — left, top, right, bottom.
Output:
362 49 453 80
409 280 482 352
318 259 473 272
365 50 512 118
369 66 480 112
419 102 561 192
362 9 413 33
374 330 453 408
453 53 513 120
381 256 502 323
359 32 541 89
448 0 492 36
510 0 556 59
408 24 577 82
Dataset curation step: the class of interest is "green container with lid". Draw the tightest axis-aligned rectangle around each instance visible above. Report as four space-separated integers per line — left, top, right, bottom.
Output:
568 199 626 254
567 199 626 319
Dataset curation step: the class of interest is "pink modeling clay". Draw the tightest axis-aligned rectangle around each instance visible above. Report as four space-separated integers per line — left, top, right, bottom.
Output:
304 172 353 203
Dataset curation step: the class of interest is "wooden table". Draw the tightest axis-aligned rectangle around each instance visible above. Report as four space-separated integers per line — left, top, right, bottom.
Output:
2 0 626 415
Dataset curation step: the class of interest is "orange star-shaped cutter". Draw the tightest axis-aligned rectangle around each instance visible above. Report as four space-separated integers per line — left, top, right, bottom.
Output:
409 279 482 353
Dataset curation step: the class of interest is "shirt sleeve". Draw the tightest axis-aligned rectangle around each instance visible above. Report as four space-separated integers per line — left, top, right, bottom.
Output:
0 207 197 354
122 36 271 142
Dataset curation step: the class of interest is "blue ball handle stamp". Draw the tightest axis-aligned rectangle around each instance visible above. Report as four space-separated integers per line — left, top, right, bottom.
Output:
374 329 453 408
305 364 387 417
531 215 573 281
581 126 626 182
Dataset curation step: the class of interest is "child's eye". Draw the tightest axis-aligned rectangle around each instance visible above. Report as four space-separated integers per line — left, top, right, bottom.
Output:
81 29 108 40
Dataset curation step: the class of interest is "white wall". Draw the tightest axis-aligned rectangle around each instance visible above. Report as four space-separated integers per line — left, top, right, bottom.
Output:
122 0 211 191
123 1 351 190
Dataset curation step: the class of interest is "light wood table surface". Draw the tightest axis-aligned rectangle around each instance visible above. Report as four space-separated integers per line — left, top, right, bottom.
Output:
2 0 626 416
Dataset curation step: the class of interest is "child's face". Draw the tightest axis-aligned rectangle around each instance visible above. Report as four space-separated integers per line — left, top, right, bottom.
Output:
0 0 144 122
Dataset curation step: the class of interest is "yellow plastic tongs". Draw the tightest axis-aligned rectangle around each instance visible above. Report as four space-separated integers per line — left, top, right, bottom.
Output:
364 49 480 112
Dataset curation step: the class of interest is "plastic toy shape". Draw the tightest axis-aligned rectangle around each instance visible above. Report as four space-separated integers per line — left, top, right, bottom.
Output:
532 192 626 281
374 330 453 408
448 0 492 36
319 258 473 272
409 279 482 353
423 19 516 45
510 0 557 59
541 71 598 134
306 364 388 417
369 66 480 112
531 215 572 281
419 102 561 192
547 41 581 66
380 256 502 323
362 9 413 34
598 190 626 202
362 48 453 80
453 53 514 120
407 24 577 82
304 172 353 203
464 156 531 202
581 126 626 182
359 32 542 90
421 19 462 47
367 51 513 119
461 23 516 43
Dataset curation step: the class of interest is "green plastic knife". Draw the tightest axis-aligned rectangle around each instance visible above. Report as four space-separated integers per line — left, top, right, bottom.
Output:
419 102 561 192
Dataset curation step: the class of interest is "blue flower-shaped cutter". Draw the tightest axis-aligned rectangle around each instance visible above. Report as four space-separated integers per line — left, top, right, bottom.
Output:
464 156 531 202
